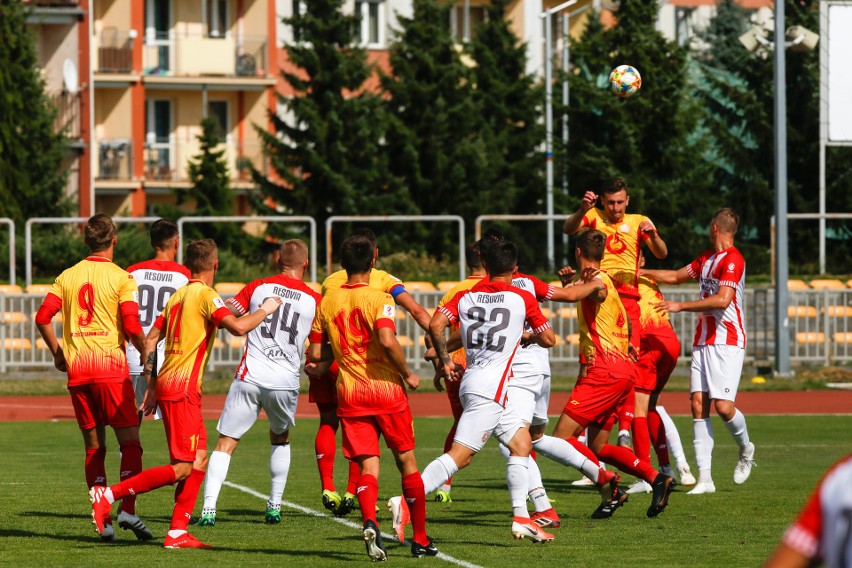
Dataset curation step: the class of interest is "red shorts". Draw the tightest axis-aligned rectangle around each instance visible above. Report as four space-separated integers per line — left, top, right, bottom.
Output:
340 407 415 459
563 365 635 429
309 372 338 405
158 399 207 463
446 378 463 421
620 296 642 348
635 328 681 393
69 380 139 430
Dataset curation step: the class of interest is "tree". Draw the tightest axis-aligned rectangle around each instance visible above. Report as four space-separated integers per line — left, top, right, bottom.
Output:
0 3 69 224
254 0 410 254
557 2 718 268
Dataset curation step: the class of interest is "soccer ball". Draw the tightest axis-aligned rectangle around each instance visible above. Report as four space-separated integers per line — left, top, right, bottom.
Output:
609 65 642 98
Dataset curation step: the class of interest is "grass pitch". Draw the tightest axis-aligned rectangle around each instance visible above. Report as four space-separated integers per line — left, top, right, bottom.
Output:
1 414 849 567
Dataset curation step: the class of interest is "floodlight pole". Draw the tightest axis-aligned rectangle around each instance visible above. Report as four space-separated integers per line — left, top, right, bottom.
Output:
774 0 792 377
541 0 577 270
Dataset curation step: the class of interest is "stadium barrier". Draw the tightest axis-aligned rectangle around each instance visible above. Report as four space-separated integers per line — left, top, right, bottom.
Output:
2 288 850 373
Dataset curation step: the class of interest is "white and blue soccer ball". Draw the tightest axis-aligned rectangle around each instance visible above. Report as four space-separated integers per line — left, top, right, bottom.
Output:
609 65 642 98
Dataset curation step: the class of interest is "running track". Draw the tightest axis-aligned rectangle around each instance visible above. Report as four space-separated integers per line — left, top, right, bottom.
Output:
1 391 851 422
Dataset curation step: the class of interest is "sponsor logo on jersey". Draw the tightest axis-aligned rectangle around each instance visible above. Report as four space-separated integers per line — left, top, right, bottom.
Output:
213 297 226 309
383 304 395 319
616 311 626 328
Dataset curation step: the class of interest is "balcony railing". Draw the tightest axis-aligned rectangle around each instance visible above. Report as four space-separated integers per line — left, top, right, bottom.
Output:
51 91 80 139
95 29 133 73
142 34 268 78
143 139 266 182
97 139 133 180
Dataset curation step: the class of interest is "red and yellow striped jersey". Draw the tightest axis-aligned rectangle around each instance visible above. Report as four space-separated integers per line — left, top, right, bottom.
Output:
310 282 406 417
578 272 632 374
153 280 231 403
581 209 653 299
43 257 139 386
637 275 672 335
436 275 485 367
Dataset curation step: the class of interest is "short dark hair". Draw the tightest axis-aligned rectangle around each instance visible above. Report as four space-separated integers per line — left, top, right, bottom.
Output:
600 177 628 196
84 214 117 252
465 241 483 271
185 239 218 273
340 235 374 275
350 227 377 246
481 239 518 275
577 229 606 262
713 208 739 235
150 219 178 251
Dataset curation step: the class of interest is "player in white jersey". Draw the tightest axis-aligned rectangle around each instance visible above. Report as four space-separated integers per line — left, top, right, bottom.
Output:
641 208 755 495
418 238 558 543
766 454 852 568
126 220 190 409
198 240 321 525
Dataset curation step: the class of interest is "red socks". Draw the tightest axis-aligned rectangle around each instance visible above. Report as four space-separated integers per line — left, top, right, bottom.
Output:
648 409 670 466
111 464 176 501
315 423 337 492
597 444 658 483
119 441 143 515
346 460 360 495
356 474 379 524
632 416 652 467
568 437 600 466
618 397 634 433
402 473 427 545
171 468 205 531
85 447 107 489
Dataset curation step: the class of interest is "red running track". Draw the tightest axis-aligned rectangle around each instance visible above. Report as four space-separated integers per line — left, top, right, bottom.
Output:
1 390 850 422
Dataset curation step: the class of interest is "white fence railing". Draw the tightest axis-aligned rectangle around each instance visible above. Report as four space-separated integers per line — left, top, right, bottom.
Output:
3 288 851 373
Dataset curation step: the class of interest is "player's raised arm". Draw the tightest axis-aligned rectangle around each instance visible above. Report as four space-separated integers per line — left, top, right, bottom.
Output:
639 219 668 259
219 296 282 336
562 190 597 236
640 266 691 285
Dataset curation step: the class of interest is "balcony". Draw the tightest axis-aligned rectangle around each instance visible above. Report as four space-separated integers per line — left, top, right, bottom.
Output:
143 139 266 183
97 139 133 180
142 34 268 78
52 91 81 140
94 29 133 74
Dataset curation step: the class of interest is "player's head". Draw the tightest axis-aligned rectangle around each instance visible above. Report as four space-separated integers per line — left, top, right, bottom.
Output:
350 228 379 260
466 240 483 272
185 239 219 274
711 208 739 237
150 219 179 252
481 239 518 277
576 229 606 264
278 239 309 273
340 235 375 275
599 177 629 222
84 214 117 253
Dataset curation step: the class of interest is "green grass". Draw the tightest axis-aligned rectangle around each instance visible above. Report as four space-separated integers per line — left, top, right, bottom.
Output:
1 414 850 566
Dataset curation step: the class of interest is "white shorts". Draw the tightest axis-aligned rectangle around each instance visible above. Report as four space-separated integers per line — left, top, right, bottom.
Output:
506 374 550 427
217 380 299 439
690 344 745 402
454 394 525 453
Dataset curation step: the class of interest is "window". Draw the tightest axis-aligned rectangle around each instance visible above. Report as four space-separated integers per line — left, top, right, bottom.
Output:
289 0 308 44
356 0 384 47
449 3 487 43
207 101 229 140
206 0 228 38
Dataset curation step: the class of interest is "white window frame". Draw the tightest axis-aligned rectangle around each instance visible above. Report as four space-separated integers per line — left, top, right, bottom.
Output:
145 99 174 179
356 0 385 49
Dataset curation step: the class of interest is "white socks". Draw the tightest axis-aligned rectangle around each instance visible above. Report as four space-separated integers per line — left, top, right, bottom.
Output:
268 443 291 507
724 409 751 449
203 451 232 511
533 435 599 482
657 405 687 467
422 454 459 494
693 418 714 480
506 456 530 518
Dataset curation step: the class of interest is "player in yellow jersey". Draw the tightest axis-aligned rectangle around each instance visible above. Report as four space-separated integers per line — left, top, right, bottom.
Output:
563 177 668 475
308 228 433 516
90 239 281 549
309 234 436 561
35 214 150 542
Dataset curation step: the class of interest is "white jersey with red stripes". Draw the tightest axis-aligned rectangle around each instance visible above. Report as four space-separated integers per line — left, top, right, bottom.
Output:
126 259 190 375
438 279 550 406
686 247 747 348
783 454 852 568
227 274 321 390
510 272 555 382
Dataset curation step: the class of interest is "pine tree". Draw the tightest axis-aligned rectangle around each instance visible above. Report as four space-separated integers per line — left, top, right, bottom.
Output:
253 0 409 252
0 2 69 224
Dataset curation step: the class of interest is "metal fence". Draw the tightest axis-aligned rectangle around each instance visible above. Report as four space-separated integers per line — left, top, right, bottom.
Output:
3 288 850 373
